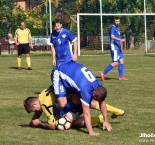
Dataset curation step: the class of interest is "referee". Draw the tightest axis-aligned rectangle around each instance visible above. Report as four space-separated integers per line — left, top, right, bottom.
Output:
15 21 33 70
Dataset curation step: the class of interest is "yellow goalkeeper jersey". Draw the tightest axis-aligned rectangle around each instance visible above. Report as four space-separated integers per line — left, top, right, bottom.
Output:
39 89 56 125
14 28 32 44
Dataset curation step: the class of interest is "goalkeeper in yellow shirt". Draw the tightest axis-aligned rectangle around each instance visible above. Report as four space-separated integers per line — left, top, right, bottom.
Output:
23 87 124 130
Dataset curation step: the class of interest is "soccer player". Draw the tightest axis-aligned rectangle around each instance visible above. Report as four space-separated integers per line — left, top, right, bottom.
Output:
100 17 128 81
23 88 124 130
14 21 33 70
23 88 104 130
52 61 114 136
50 19 78 66
50 19 78 114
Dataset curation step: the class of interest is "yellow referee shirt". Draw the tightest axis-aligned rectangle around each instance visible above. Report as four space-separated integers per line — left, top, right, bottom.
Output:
39 89 56 125
14 28 32 44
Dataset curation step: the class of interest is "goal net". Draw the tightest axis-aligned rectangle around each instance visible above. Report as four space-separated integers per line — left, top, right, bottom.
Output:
77 13 155 55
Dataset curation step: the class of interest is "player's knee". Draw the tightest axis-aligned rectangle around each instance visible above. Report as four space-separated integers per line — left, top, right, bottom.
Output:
112 62 118 67
26 54 30 58
58 102 66 109
120 59 124 64
57 97 67 109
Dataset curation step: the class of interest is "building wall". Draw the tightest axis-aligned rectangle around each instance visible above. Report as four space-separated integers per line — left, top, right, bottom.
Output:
17 0 42 11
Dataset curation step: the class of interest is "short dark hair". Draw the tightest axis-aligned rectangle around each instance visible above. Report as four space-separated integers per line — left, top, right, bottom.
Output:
52 19 62 27
94 86 107 102
19 21 25 26
24 96 38 113
114 17 120 20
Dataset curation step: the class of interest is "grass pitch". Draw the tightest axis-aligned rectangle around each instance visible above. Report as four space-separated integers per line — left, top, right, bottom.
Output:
0 53 155 145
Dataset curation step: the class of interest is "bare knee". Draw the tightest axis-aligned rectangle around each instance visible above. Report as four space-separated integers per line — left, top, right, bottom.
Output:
26 54 30 58
111 62 119 67
120 59 124 64
57 97 67 109
18 55 22 58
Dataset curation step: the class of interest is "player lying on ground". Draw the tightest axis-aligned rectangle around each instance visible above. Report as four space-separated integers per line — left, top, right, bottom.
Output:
52 61 116 136
23 88 124 130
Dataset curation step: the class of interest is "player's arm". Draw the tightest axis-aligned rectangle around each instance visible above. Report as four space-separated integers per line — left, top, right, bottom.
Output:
29 110 42 126
81 102 100 136
28 36 33 49
51 45 56 66
99 101 112 131
28 30 33 49
31 119 56 130
14 30 19 45
68 30 78 61
72 40 78 61
30 111 56 130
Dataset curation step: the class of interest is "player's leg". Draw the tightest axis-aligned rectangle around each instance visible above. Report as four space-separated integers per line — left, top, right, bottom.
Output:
17 44 22 70
100 49 119 80
25 44 32 70
72 115 104 128
51 67 71 115
90 100 124 118
118 51 128 80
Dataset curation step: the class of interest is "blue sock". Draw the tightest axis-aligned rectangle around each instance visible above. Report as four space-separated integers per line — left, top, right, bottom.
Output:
103 64 114 74
118 64 124 78
53 101 72 116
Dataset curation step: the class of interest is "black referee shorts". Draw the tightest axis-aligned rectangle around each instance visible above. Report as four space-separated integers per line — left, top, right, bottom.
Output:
18 43 30 55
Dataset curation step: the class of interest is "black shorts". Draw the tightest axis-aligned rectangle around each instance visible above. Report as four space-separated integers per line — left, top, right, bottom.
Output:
18 43 30 55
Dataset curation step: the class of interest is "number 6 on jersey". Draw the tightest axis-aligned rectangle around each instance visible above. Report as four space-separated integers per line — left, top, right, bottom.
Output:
81 67 96 82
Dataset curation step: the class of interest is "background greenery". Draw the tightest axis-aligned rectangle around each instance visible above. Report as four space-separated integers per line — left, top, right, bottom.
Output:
0 0 155 42
0 53 155 145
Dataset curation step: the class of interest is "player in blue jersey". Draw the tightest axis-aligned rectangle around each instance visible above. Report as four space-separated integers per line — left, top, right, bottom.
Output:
50 19 78 66
100 17 128 81
52 61 112 136
50 19 78 115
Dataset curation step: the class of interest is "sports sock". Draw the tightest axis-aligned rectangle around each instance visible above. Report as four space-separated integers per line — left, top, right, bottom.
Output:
94 103 123 115
26 57 31 67
103 64 114 74
118 64 124 78
17 57 21 68
106 104 122 115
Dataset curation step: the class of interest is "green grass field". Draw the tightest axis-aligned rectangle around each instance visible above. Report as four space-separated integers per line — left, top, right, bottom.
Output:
0 53 155 145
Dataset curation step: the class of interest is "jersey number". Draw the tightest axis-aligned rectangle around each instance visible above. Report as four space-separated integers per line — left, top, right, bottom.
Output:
81 67 96 82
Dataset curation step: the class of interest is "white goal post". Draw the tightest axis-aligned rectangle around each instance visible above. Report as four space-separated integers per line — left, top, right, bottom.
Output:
77 13 155 56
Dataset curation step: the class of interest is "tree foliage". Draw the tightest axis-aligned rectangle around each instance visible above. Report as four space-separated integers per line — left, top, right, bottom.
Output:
0 0 155 45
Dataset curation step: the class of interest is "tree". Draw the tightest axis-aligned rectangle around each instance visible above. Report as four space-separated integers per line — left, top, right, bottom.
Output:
0 0 18 37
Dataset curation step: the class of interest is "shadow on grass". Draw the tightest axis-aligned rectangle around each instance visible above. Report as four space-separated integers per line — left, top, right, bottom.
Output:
8 66 28 70
18 124 31 128
96 76 117 80
72 127 89 134
34 92 41 95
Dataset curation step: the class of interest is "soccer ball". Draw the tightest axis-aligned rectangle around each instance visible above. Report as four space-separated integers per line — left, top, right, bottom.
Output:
56 116 71 130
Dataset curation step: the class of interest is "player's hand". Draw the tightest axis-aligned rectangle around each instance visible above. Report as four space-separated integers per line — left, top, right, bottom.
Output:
31 119 41 126
30 44 33 49
52 59 56 66
89 131 100 136
15 42 19 46
72 54 77 61
103 121 112 131
121 38 125 42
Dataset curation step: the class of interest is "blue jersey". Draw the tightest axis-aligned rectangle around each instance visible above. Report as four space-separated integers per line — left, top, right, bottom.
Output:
50 28 76 64
52 61 102 106
109 24 121 49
